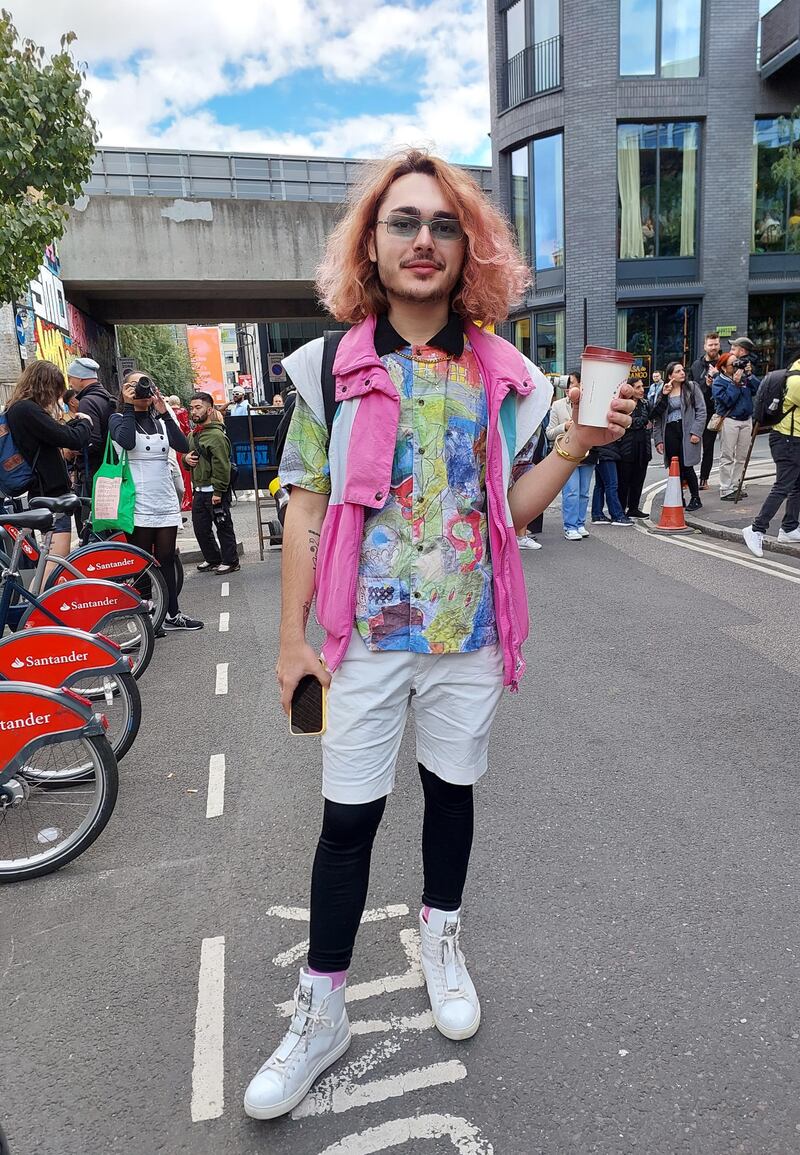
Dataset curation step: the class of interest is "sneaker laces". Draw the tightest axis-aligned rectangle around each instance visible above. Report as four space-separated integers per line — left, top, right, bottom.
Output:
426 921 466 998
266 985 335 1075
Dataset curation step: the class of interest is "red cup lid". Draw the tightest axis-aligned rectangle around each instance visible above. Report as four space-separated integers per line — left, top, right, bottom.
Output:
582 345 634 365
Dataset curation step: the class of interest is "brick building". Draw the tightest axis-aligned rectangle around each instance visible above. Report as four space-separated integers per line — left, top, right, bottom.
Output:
488 0 800 377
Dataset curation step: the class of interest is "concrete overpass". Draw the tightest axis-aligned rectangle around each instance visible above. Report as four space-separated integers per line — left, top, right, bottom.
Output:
59 195 341 324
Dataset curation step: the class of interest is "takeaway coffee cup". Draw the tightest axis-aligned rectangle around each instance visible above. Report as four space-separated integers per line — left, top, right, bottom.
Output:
578 345 634 428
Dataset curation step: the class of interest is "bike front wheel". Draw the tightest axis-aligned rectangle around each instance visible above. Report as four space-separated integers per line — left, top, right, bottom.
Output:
21 671 142 771
97 611 155 680
0 734 118 883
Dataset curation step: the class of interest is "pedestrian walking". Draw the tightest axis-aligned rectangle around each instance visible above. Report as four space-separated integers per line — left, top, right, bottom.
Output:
743 354 800 556
110 373 203 631
67 357 115 527
184 391 239 574
712 352 759 501
243 147 635 1121
4 360 93 574
651 361 706 511
617 376 652 518
548 370 593 539
689 332 721 490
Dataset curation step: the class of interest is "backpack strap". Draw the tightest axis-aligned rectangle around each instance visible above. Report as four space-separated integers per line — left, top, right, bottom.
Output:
321 330 346 440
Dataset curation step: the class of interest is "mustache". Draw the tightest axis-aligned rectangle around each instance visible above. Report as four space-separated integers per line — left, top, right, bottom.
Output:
400 257 445 270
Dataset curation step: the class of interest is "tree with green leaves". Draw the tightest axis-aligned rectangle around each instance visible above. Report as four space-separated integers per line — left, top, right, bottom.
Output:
771 105 800 196
117 325 198 403
0 10 99 304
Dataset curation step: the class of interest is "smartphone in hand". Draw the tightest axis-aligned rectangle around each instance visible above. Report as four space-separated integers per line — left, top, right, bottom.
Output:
289 675 327 736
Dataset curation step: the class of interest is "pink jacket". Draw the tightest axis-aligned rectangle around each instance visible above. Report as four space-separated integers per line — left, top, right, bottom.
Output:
283 316 552 690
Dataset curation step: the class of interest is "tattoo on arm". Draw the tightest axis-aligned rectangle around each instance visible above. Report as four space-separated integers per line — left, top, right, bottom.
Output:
308 530 320 571
302 600 311 630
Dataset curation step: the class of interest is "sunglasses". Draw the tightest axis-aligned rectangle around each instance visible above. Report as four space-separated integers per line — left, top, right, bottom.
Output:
376 213 464 242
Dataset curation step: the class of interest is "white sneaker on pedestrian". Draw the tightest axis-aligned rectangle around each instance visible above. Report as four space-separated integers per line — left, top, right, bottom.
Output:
577 526 589 538
778 527 800 543
243 970 351 1120
517 536 542 550
742 525 764 558
564 529 583 541
419 908 480 1041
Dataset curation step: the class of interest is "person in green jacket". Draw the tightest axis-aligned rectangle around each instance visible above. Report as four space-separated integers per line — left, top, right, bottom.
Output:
184 392 240 574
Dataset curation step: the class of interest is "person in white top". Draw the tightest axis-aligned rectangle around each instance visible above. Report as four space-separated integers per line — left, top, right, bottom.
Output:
548 370 595 540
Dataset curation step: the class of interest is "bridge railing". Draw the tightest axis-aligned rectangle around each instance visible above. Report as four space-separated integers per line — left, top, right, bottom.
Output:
84 148 492 203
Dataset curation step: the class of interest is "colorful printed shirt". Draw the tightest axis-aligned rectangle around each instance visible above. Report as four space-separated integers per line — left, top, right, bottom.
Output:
280 314 531 655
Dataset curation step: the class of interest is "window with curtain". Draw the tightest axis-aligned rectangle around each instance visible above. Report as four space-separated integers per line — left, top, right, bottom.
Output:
617 122 699 259
534 310 565 372
505 0 525 61
510 146 530 260
533 134 564 270
620 0 702 77
617 304 698 371
753 117 800 254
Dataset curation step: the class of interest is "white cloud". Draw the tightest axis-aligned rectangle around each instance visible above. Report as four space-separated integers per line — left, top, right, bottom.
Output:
12 0 492 164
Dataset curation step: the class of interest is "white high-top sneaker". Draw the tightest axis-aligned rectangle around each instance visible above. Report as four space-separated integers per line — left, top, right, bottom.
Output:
419 908 481 1041
243 970 351 1120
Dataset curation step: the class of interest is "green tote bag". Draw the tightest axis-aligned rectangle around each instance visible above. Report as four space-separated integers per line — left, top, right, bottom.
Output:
91 433 136 534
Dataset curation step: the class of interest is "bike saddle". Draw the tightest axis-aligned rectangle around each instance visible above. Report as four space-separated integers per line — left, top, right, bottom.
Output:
1 508 54 531
29 494 82 515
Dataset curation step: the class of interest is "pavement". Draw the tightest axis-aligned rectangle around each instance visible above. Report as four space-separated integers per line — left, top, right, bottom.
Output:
3 477 800 1155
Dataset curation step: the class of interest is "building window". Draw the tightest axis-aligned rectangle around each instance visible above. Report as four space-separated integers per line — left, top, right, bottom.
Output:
513 317 531 360
753 117 800 254
617 122 699 259
617 303 698 375
534 310 565 372
749 294 800 372
620 0 702 77
533 134 564 270
510 146 530 261
507 133 564 271
501 0 562 110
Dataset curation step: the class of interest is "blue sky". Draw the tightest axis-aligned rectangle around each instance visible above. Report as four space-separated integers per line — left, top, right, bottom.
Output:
16 1 493 165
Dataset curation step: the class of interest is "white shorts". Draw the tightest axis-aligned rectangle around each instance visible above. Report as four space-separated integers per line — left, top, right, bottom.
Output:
321 631 505 804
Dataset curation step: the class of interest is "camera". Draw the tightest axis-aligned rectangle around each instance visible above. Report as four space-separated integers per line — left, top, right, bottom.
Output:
732 356 750 373
134 375 155 399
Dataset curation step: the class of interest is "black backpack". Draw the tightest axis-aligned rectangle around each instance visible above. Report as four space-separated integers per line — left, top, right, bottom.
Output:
273 330 345 472
754 369 795 427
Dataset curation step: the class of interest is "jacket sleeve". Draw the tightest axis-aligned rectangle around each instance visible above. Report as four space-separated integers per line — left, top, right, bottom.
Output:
78 392 108 459
651 407 664 446
208 433 231 493
22 403 91 451
546 399 568 440
108 409 137 450
747 374 761 396
689 384 706 436
712 377 737 412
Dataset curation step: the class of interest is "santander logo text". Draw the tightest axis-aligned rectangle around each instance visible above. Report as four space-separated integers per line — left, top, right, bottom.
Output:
59 596 119 612
0 711 52 731
85 560 129 571
10 651 89 669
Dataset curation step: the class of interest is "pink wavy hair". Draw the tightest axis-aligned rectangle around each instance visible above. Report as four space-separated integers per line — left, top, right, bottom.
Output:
316 149 532 326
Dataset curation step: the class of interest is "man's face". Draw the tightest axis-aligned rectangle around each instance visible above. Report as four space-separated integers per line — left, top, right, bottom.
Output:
652 372 662 384
189 399 211 423
367 172 466 309
68 374 94 392
730 343 748 360
704 337 720 361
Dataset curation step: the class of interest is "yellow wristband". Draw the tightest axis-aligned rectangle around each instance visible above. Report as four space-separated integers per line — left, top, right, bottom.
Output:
554 435 589 464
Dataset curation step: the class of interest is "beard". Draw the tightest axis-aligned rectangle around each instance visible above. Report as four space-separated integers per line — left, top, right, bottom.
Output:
375 256 462 307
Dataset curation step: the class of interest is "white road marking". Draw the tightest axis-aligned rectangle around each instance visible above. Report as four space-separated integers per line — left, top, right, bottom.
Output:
649 534 800 584
220 582 229 597
215 663 228 695
218 612 230 633
190 936 225 1122
293 1060 467 1118
277 929 422 1016
315 1113 494 1154
206 754 226 819
350 1010 434 1036
270 905 410 968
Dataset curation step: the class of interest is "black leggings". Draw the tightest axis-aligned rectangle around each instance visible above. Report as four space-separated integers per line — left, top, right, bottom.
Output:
128 525 180 617
308 763 474 971
664 421 699 500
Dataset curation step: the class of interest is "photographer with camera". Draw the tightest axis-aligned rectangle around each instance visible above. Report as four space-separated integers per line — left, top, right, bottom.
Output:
109 372 203 632
711 349 760 501
184 392 239 575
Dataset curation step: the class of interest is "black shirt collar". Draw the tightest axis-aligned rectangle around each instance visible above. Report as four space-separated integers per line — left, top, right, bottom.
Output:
374 311 465 358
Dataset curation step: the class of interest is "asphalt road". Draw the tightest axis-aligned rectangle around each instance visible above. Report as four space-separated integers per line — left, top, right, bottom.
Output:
2 475 800 1155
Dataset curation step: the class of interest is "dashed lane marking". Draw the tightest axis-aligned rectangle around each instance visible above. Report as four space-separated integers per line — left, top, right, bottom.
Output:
215 663 228 695
293 1060 468 1119
190 936 225 1122
206 754 225 819
270 906 410 968
221 582 229 597
218 612 230 633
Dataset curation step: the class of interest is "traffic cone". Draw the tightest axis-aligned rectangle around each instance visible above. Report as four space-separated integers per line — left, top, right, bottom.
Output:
655 457 690 532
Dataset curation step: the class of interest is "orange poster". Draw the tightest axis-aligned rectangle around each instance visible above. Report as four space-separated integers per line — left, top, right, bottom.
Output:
187 326 226 404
